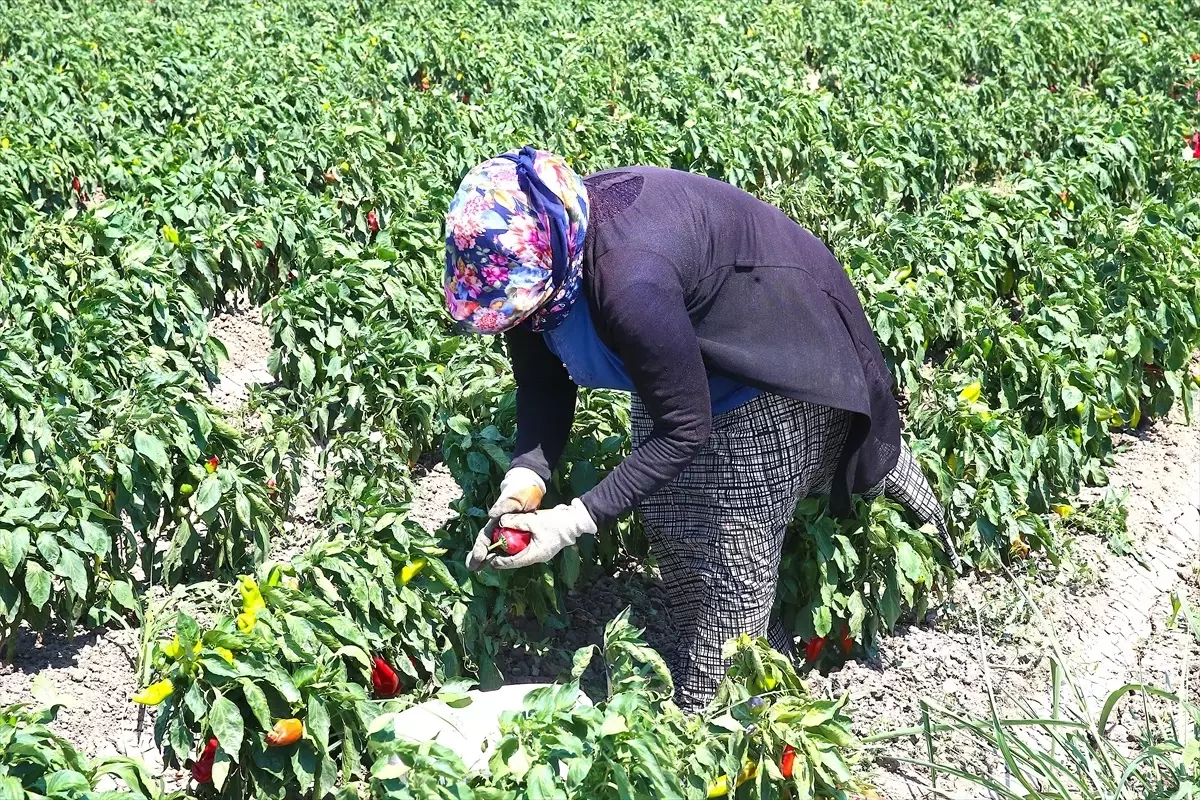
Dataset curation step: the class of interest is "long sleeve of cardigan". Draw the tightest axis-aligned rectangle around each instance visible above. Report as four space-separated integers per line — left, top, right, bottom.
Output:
506 327 577 483
581 272 712 525
505 270 712 525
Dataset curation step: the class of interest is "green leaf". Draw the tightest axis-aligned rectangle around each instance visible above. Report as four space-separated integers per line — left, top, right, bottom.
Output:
298 354 316 389
54 549 88 599
467 450 490 475
108 580 138 614
209 693 245 763
447 415 471 436
194 476 223 516
1060 385 1084 411
235 491 252 527
24 562 51 609
79 519 108 555
134 431 170 471
291 740 318 794
43 770 90 795
239 680 273 731
0 527 30 576
306 695 331 754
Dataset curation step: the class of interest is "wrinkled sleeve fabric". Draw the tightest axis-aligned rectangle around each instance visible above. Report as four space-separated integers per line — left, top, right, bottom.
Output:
505 327 577 482
580 265 712 525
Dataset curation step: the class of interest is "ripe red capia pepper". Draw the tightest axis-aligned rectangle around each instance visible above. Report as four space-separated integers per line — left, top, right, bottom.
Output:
493 526 530 555
780 744 797 779
372 656 401 697
805 636 826 661
191 737 218 784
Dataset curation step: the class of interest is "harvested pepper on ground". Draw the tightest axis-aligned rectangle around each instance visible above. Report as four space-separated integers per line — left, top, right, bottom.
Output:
781 744 797 779
132 678 175 705
372 656 401 697
399 559 427 585
266 718 303 747
191 738 218 784
492 526 530 555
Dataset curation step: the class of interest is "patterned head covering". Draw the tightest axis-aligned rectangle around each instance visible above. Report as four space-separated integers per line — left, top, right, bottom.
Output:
444 147 589 335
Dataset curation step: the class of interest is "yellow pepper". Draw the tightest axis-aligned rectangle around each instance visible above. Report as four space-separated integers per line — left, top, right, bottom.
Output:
215 647 235 664
1052 504 1073 518
958 382 982 404
707 763 758 797
132 679 175 705
236 611 257 632
400 559 427 586
162 637 202 659
239 576 265 616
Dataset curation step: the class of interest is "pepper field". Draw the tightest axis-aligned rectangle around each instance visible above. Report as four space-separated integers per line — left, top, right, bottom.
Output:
1 0 1200 797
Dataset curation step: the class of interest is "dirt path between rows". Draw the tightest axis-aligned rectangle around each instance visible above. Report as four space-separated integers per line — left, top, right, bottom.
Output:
2 308 1195 800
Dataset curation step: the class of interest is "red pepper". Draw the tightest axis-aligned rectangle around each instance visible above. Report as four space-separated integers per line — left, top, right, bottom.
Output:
1191 53 1200 62
191 738 218 784
493 526 531 555
780 744 797 780
367 209 380 232
255 240 264 249
804 636 825 661
372 656 401 697
72 176 82 193
840 625 854 653
205 456 219 473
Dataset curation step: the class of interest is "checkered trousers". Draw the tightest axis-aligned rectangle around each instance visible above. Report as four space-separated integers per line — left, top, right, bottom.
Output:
631 392 954 711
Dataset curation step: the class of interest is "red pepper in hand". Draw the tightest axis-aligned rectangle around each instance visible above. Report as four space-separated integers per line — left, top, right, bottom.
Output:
492 526 530 555
780 744 797 780
191 738 218 784
372 656 401 697
804 636 826 661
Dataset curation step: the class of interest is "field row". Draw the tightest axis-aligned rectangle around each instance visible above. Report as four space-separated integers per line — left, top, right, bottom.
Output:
2 0 1199 795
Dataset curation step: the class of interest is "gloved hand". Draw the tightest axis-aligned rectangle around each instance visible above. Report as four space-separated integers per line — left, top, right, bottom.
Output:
488 467 545 517
491 499 597 570
465 469 548 571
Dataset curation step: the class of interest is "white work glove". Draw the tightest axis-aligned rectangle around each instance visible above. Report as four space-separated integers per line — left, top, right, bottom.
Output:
465 468 546 571
487 467 545 517
491 499 597 570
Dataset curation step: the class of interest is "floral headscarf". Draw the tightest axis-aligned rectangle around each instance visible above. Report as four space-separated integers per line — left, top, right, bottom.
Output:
444 147 589 335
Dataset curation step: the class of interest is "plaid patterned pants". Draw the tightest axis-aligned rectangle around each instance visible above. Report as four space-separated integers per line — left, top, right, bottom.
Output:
631 392 952 711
